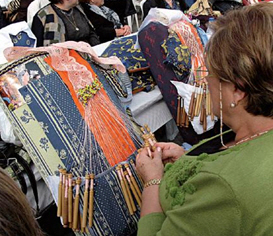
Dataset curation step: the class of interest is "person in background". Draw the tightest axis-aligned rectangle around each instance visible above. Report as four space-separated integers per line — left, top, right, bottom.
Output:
6 0 33 23
136 3 273 235
80 0 131 43
27 0 50 28
143 0 188 19
0 167 44 236
31 0 100 46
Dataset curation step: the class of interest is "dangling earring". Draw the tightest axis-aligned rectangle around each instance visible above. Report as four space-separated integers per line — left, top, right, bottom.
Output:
230 102 236 108
219 81 228 148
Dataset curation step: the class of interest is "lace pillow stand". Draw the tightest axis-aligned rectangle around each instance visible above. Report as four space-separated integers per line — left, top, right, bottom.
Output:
0 45 145 236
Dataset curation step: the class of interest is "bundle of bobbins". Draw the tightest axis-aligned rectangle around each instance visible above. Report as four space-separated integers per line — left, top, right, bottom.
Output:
56 126 157 228
177 81 214 132
57 169 95 233
57 162 143 230
115 164 142 215
137 124 157 158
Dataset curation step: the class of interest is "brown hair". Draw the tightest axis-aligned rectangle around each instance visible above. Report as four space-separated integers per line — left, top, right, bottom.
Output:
205 3 273 117
0 168 44 236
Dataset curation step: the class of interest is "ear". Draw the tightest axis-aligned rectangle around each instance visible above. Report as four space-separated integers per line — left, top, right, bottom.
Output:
233 85 246 105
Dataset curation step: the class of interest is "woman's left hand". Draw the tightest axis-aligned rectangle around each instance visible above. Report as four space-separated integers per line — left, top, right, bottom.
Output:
136 146 164 183
122 25 131 36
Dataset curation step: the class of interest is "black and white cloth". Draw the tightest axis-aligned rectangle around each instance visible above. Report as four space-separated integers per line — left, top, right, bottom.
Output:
88 4 122 29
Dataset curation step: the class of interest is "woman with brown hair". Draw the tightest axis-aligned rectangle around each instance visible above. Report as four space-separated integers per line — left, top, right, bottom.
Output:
0 167 44 236
136 3 273 235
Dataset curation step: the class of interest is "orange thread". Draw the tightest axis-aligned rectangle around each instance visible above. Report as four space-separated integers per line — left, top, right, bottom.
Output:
45 50 136 166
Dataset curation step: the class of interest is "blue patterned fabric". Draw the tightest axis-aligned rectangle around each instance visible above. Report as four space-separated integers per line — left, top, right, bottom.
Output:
130 69 155 93
86 158 141 236
1 52 143 236
101 35 156 93
102 35 148 71
161 33 191 81
9 31 36 47
19 72 110 176
138 22 201 145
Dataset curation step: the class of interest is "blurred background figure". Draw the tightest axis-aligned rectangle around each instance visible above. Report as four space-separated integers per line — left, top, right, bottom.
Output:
31 0 100 46
0 167 44 236
27 0 49 28
80 0 131 43
143 0 188 19
6 0 33 23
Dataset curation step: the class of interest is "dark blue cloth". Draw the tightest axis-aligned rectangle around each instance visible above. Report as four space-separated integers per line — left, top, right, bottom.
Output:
161 33 191 81
9 31 36 47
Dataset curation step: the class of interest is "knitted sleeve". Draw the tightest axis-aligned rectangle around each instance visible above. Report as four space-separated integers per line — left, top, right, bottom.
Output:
137 172 241 236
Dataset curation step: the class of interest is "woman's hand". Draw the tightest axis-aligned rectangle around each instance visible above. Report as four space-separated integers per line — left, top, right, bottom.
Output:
155 142 186 165
122 25 131 36
115 28 125 37
136 146 164 183
115 26 131 37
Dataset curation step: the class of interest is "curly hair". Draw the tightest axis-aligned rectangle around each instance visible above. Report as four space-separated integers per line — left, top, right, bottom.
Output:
205 3 273 117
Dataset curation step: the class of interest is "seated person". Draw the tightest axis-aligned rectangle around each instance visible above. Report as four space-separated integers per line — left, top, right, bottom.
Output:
7 0 33 23
80 0 131 43
31 0 100 46
0 167 44 236
136 3 273 235
27 0 50 28
143 0 187 19
103 0 135 26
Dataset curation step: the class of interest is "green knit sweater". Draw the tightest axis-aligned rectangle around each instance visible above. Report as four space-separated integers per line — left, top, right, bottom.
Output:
138 130 273 236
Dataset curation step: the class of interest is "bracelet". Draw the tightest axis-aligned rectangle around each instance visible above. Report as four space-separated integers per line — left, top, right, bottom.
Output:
144 178 161 188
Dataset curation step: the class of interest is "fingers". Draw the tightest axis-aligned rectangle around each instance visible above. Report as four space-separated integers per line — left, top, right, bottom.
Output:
154 142 171 150
152 146 162 160
123 25 131 35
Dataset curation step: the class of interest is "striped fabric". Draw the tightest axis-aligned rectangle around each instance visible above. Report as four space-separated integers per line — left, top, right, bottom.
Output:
0 52 142 236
